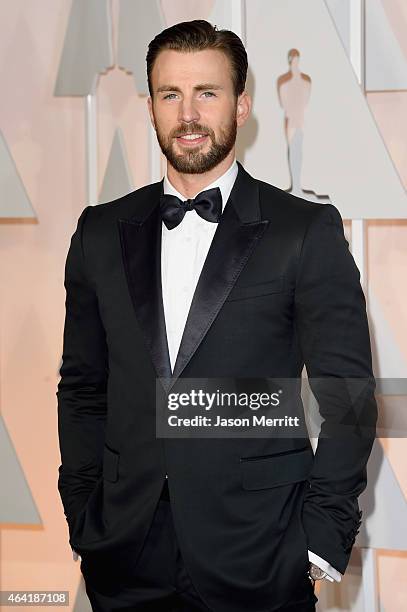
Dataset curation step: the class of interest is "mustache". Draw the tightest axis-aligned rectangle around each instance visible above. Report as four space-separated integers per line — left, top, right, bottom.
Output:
171 125 213 138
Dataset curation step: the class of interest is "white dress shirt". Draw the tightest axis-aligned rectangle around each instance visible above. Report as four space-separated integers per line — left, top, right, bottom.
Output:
160 157 342 583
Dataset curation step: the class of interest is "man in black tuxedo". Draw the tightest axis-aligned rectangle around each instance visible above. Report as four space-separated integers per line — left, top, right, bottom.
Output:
57 19 377 612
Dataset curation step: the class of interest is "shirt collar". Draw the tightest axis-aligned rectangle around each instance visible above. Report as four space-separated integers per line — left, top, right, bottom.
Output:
163 157 238 214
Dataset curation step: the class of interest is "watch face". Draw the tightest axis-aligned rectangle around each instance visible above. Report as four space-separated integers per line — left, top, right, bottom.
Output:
309 564 326 580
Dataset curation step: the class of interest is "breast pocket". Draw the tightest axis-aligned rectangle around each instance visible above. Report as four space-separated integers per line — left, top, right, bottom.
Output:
240 445 314 490
225 276 285 302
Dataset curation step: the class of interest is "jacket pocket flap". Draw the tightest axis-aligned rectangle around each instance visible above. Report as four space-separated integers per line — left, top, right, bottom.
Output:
240 446 314 490
103 444 120 482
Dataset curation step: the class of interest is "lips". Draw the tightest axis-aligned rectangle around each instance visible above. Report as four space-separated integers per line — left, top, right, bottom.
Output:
176 133 207 138
175 133 208 145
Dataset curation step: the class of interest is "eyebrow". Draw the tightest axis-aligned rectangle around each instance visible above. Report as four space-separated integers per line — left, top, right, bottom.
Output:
156 83 223 93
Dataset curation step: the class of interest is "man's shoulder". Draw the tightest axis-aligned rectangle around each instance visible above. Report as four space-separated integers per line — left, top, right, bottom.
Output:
254 175 343 231
85 180 161 223
256 177 324 221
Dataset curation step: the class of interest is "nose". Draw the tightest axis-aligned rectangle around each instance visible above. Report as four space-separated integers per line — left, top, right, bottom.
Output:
178 95 200 125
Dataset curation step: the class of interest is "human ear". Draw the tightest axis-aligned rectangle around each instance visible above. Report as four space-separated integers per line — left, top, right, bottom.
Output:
236 91 251 127
147 96 156 130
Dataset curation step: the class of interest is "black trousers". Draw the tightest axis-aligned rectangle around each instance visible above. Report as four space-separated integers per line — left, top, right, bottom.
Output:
84 481 318 611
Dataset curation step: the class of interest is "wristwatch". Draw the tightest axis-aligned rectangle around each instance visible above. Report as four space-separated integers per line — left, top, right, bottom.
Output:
308 562 328 581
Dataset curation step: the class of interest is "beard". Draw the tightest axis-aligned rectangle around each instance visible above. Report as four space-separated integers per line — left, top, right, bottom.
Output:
154 116 237 174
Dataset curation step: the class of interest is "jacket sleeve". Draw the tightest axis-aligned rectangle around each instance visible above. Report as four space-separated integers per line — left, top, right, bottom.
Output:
294 203 377 575
56 206 108 537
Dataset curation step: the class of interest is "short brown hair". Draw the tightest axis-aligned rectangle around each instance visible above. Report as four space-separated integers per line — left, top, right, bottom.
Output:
146 19 247 98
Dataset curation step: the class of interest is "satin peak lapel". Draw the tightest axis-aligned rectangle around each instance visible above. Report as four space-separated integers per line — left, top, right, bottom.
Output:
171 162 269 387
118 182 173 390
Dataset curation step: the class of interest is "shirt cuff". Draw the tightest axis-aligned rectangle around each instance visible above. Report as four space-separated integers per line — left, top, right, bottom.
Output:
308 550 342 582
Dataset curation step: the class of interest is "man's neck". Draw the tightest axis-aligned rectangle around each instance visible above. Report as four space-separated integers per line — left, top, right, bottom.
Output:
166 150 236 199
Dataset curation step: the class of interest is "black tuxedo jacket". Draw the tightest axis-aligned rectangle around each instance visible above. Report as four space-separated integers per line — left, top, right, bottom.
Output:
57 161 377 611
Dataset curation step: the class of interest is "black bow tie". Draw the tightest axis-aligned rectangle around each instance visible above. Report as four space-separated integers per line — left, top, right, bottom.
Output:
159 186 222 230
